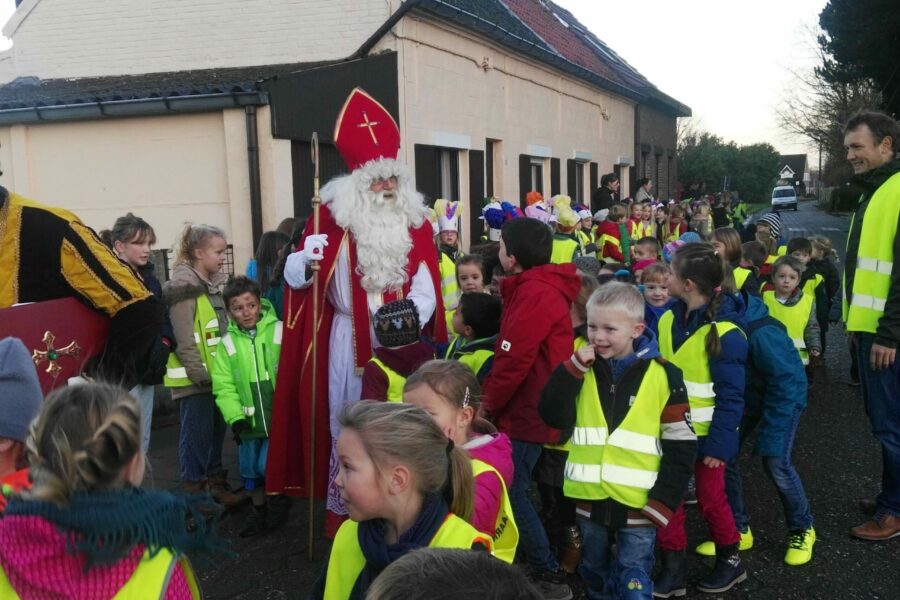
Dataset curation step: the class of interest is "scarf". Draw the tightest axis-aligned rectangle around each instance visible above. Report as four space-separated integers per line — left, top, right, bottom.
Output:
349 494 449 599
4 486 228 568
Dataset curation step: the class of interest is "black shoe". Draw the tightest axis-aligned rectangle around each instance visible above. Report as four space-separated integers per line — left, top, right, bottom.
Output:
696 543 747 594
527 568 573 600
240 504 268 538
266 494 292 529
653 550 686 598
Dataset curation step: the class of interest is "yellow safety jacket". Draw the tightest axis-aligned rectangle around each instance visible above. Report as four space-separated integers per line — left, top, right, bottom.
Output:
0 550 201 599
164 294 221 387
563 359 670 508
551 234 580 264
471 458 518 564
733 267 751 291
368 357 405 403
802 273 823 299
657 311 743 437
844 172 900 333
764 245 788 266
576 229 593 255
629 220 652 241
323 515 492 600
440 252 459 334
545 336 588 453
763 290 814 365
444 337 494 378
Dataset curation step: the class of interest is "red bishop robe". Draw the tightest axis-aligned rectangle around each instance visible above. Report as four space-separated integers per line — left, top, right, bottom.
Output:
266 203 447 497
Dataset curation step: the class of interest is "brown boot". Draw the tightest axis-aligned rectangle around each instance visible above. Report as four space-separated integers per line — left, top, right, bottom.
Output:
558 525 583 574
851 514 900 540
183 480 223 519
209 471 249 507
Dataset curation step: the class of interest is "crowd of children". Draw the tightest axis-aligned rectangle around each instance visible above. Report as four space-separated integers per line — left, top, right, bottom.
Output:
0 187 843 599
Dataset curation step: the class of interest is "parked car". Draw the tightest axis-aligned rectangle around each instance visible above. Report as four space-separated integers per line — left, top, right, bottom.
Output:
771 185 798 211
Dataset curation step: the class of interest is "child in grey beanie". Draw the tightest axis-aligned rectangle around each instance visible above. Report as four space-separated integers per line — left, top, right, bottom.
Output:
0 337 44 484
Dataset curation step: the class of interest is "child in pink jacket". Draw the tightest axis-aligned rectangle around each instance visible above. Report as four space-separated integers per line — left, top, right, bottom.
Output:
403 360 518 562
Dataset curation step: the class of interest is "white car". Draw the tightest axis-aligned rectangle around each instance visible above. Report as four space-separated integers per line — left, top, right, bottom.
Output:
771 186 798 211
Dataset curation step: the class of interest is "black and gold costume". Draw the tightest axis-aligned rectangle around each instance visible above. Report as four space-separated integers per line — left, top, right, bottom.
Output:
0 187 165 387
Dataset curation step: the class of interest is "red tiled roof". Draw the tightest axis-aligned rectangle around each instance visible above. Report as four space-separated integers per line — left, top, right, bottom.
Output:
502 0 627 85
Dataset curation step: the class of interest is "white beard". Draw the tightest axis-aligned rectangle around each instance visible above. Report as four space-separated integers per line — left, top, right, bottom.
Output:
322 159 429 293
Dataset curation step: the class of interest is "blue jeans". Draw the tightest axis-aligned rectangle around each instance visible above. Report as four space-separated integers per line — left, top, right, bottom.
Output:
178 392 226 482
510 440 558 572
724 407 813 532
857 332 900 516
578 518 655 600
238 438 269 490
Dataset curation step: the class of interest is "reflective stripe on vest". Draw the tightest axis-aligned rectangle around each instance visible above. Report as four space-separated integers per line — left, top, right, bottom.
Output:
369 357 405 402
471 458 519 564
598 233 622 260
440 252 460 311
563 359 671 507
657 310 743 437
324 515 492 600
844 173 900 333
733 267 751 290
165 294 221 387
0 550 200 600
763 290 814 365
551 236 579 264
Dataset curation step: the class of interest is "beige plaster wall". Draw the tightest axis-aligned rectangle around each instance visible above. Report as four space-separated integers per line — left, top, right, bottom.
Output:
1 0 394 83
379 16 635 244
0 109 294 270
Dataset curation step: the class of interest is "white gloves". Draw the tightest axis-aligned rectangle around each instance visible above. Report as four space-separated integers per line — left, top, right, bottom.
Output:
284 234 329 288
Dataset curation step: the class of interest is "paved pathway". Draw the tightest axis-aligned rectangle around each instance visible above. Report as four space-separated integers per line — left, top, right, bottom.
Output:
146 199 900 598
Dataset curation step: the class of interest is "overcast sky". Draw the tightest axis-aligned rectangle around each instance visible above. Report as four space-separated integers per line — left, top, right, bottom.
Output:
0 1 827 156
554 0 829 156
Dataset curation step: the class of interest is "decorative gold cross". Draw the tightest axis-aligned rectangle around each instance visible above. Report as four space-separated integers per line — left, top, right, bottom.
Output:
357 111 380 145
32 331 81 378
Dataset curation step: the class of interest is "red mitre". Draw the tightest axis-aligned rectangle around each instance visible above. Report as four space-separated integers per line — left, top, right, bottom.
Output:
334 87 400 172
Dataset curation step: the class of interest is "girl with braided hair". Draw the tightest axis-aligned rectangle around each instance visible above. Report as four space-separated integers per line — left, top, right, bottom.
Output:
652 242 750 597
0 383 223 599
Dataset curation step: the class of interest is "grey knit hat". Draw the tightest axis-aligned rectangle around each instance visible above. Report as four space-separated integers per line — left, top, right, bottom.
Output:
373 299 421 348
757 212 781 240
0 337 43 443
574 256 601 277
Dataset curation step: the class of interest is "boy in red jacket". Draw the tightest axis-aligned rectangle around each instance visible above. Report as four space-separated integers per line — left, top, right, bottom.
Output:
595 203 630 266
482 217 581 597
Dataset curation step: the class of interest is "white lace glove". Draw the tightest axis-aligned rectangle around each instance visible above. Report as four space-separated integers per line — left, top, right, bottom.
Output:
284 234 329 288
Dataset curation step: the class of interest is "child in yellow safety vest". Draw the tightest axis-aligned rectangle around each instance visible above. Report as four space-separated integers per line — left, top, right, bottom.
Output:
761 256 822 367
434 199 462 334
0 383 222 599
539 282 696 599
162 224 244 512
445 292 502 383
788 237 829 359
550 195 583 264
404 360 519 564
361 299 436 402
311 401 492 600
653 243 750 596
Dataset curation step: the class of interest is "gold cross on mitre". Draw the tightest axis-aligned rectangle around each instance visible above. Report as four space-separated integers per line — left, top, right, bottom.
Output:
32 330 81 378
357 111 381 145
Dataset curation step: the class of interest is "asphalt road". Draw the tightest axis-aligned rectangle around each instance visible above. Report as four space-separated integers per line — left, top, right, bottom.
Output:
146 199 900 599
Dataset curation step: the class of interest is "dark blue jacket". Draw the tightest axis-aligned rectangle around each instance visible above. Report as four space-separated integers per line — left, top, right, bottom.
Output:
666 293 747 461
741 291 808 456
644 298 676 336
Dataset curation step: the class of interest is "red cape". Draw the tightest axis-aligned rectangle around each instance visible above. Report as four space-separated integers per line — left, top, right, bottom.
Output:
266 203 446 496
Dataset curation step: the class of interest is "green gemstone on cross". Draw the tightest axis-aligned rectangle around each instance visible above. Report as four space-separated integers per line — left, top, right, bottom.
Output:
48 350 58 360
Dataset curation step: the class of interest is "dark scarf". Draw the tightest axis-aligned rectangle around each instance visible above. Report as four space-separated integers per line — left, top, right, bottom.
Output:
4 486 228 568
349 494 449 600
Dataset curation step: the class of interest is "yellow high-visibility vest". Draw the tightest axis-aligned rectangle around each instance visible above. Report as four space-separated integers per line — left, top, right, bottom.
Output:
165 294 221 387
324 515 492 600
472 458 518 564
563 359 671 508
844 173 900 333
368 357 405 402
657 311 743 436
763 290 815 365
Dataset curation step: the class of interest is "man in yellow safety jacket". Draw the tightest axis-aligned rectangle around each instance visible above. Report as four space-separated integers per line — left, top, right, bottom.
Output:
841 111 900 541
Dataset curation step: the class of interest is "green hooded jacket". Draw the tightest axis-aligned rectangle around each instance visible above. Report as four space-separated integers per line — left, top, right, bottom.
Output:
212 299 282 439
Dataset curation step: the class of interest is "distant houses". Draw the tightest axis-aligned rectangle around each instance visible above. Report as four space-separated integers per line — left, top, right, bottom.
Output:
777 154 810 196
